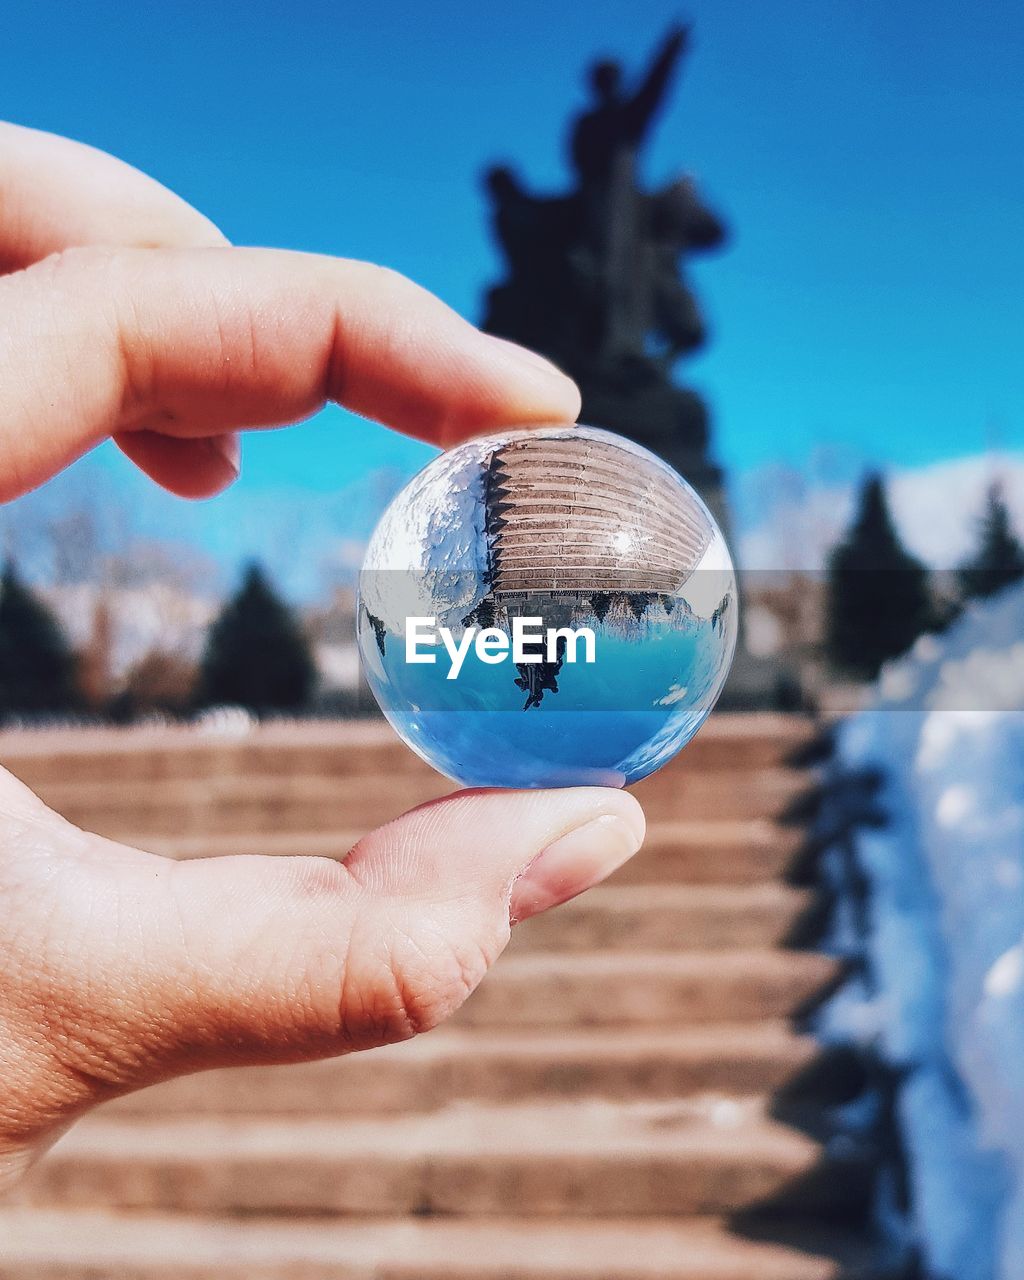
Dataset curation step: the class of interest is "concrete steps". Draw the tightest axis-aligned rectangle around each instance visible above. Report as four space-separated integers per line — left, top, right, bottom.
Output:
613 821 804 886
105 1025 822 1115
511 884 812 951
450 950 841 1028
0 1209 874 1280
12 1102 868 1218
0 715 883 1278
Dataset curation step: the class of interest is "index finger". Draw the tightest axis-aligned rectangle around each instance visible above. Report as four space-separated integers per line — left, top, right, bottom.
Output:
0 245 580 502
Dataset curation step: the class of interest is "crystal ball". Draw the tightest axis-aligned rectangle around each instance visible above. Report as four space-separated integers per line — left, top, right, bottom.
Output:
358 425 737 788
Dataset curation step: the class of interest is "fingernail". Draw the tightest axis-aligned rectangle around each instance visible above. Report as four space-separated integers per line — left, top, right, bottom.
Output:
487 335 567 379
510 813 643 924
486 336 579 401
207 433 241 478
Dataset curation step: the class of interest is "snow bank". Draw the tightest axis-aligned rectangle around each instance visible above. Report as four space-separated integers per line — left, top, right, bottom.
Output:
828 585 1024 1280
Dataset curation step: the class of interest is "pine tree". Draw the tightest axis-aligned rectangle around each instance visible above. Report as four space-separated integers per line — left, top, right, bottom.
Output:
958 481 1024 603
195 563 316 714
825 473 937 680
0 562 79 720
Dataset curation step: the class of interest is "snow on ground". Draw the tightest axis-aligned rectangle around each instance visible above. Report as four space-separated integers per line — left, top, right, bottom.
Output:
826 584 1024 1280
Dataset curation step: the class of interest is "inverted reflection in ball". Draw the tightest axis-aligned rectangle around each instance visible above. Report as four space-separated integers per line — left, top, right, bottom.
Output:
358 425 737 788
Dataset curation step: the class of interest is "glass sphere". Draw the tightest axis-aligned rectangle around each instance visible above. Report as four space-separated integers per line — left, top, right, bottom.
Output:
358 425 737 788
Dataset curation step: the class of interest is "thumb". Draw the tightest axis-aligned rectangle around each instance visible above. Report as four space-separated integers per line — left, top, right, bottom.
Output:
8 786 643 1130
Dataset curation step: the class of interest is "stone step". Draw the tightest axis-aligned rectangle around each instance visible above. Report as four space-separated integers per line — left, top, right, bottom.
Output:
14 1101 869 1218
0 1208 876 1280
33 770 812 840
451 951 840 1028
132 819 802 886
612 821 804 886
511 884 812 951
0 714 817 788
105 1025 820 1116
629 768 813 823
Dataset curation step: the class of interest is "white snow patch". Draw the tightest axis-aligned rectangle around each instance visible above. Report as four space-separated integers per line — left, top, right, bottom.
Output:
985 946 1024 1001
831 582 1024 1280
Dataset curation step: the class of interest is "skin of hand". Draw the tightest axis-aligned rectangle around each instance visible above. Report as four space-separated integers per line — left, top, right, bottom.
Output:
0 123 645 1189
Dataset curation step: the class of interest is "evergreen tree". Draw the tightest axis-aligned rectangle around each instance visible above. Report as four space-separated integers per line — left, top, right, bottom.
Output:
958 481 1024 603
826 473 936 680
0 562 79 720
196 563 316 714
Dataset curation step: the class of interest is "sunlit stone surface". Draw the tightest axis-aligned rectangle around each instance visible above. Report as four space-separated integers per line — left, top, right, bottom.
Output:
358 425 737 787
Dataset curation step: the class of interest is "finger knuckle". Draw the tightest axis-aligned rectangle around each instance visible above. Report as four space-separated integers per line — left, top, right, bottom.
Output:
331 925 493 1050
30 243 122 285
355 261 415 296
390 938 491 1038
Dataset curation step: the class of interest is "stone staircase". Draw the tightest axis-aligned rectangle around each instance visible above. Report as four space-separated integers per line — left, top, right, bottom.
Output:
0 715 880 1279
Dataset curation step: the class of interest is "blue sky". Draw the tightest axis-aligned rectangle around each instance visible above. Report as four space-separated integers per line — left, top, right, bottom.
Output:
2 0 1022 588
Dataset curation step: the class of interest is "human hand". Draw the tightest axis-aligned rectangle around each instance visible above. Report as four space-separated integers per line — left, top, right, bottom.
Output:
0 123 645 1189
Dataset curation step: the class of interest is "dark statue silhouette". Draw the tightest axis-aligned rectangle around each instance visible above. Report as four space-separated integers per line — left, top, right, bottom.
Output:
514 634 567 710
481 22 727 525
571 27 686 191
